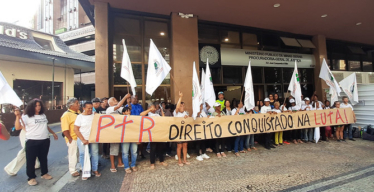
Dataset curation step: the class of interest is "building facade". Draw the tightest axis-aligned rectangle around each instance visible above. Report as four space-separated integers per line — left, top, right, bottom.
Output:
78 1 374 117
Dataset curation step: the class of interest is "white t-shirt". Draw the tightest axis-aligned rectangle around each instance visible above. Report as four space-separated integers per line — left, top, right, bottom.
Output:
272 109 282 114
261 106 272 114
232 108 245 115
173 111 188 117
74 114 95 140
340 103 354 111
106 106 123 114
301 104 314 111
280 105 288 111
148 112 160 117
288 105 301 111
21 114 49 140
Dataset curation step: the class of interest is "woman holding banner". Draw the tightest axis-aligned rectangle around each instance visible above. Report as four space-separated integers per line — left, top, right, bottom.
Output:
261 98 274 150
222 100 234 153
232 102 246 156
174 92 190 166
273 102 285 146
288 99 303 144
333 101 345 142
74 101 101 180
212 102 227 158
140 103 168 169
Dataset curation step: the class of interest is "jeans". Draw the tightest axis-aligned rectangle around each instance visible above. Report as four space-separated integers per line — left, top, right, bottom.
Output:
77 139 99 172
304 128 314 141
25 139 50 180
245 135 255 149
234 136 245 153
344 124 353 139
122 143 138 169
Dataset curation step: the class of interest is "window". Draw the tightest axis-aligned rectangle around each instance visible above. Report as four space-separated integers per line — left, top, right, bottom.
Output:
198 26 219 43
363 61 373 72
242 33 258 46
221 30 240 44
348 61 361 71
34 37 54 51
145 21 168 38
332 60 346 71
223 66 242 84
114 17 140 35
251 67 262 83
113 36 142 62
114 63 142 85
264 68 282 83
299 69 314 83
282 68 293 83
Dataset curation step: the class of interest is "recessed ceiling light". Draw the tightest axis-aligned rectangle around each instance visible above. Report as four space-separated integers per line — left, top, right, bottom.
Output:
274 3 280 8
160 32 165 36
224 38 229 42
356 22 362 25
321 14 327 18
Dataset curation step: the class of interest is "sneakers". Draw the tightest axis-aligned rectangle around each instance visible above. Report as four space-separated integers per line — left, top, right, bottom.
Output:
28 179 38 186
186 153 190 158
196 155 204 161
201 153 210 159
41 173 53 180
175 155 178 160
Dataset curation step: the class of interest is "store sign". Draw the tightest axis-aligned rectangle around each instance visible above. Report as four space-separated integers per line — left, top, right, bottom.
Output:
221 48 315 68
0 25 28 39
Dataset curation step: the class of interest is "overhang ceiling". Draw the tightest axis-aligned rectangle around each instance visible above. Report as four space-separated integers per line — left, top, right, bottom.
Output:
88 0 374 45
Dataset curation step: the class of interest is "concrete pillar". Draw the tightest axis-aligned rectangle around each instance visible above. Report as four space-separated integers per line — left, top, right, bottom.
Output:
312 35 329 100
170 12 199 115
94 2 110 98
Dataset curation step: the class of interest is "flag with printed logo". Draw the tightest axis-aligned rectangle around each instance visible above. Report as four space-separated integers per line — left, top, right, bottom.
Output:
243 61 255 110
287 61 302 108
146 39 172 95
339 73 358 105
319 58 341 104
192 62 202 119
203 59 216 107
120 39 137 96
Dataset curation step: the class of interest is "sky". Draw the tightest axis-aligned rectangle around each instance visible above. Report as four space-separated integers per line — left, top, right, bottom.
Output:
0 0 40 28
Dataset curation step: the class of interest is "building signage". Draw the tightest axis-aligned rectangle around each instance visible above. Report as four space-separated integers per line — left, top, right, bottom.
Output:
199 44 221 68
221 48 315 68
0 25 28 39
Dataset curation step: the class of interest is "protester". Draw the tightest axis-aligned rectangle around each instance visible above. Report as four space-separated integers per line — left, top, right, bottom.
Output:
333 101 344 142
340 96 357 141
174 91 190 166
269 94 275 108
119 107 139 173
61 98 81 177
272 102 284 146
245 106 258 151
211 102 227 157
216 91 226 111
274 93 282 105
74 101 100 180
126 95 146 159
106 94 131 172
323 100 333 140
101 97 109 109
232 102 246 156
195 103 210 161
14 99 58 186
261 98 274 150
288 99 303 144
301 97 314 142
140 104 168 169
92 98 106 114
222 100 234 152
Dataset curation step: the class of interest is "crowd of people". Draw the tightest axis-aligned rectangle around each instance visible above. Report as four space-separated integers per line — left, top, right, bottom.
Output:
4 90 357 185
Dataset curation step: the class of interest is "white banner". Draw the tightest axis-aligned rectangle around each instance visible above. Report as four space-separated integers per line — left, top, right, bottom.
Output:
221 48 315 68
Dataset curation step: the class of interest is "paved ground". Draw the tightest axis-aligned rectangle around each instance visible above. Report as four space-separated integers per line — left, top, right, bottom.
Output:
1 123 374 192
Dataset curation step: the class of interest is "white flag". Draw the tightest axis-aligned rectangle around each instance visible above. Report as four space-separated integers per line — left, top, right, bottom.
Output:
204 59 216 107
339 73 358 105
243 61 255 110
287 61 302 108
319 58 341 104
120 39 137 96
0 71 23 107
146 39 171 95
192 62 202 119
200 68 205 101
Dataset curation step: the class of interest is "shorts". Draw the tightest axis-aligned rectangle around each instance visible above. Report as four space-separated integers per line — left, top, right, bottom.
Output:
110 143 120 156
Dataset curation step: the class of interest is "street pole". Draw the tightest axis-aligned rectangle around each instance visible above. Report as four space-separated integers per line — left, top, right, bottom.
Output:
52 58 55 110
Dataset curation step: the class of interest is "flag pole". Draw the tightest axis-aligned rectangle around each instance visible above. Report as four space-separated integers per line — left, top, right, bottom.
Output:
283 91 289 105
240 87 245 103
127 82 130 94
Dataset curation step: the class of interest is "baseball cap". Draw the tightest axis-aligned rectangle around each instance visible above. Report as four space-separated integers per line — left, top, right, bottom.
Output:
289 99 295 103
213 102 221 107
218 91 224 95
92 98 101 103
264 98 270 102
304 97 310 101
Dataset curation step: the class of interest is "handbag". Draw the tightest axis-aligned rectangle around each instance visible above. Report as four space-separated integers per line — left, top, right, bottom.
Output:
82 145 92 178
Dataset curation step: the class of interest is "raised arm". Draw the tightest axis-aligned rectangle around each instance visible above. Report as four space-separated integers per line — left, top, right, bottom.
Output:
14 109 24 131
114 94 131 111
176 91 183 112
140 105 155 116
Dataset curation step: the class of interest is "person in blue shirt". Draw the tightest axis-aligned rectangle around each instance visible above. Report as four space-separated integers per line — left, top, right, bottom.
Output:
125 95 144 115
